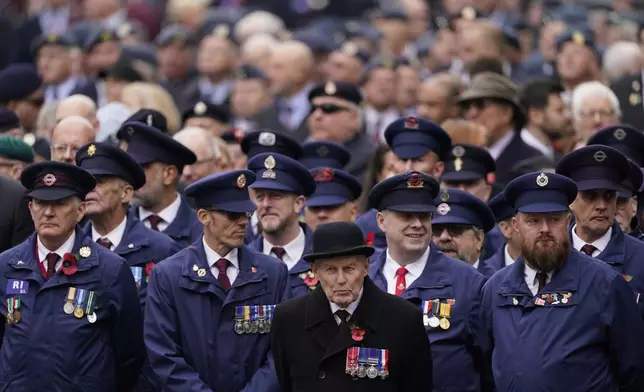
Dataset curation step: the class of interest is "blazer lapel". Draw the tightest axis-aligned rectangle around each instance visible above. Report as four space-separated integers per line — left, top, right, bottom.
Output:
304 287 339 354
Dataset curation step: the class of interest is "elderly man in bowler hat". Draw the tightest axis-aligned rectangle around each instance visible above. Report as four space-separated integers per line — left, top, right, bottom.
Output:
271 221 432 391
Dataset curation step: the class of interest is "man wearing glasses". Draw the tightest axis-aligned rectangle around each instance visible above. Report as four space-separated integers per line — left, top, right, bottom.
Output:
50 116 96 164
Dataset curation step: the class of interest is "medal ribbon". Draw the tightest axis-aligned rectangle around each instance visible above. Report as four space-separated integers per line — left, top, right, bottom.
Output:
431 300 440 316
346 347 359 374
13 297 20 311
66 287 76 304
367 348 379 366
251 305 258 327
358 347 368 367
7 298 13 315
86 291 96 315
234 306 244 320
259 305 264 320
130 267 143 286
243 306 250 323
381 349 389 375
75 289 87 310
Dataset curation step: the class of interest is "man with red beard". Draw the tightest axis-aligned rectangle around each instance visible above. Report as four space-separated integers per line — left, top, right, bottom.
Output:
481 171 644 391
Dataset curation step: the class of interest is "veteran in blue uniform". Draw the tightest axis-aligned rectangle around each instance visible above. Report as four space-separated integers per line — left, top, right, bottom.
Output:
123 122 203 247
356 117 452 251
76 142 183 308
246 153 317 298
144 170 288 392
304 167 362 231
367 171 490 392
481 171 644 391
484 192 519 272
0 162 144 391
299 141 351 170
556 145 644 317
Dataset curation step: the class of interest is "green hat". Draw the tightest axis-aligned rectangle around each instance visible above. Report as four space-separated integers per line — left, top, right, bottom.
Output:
0 136 35 163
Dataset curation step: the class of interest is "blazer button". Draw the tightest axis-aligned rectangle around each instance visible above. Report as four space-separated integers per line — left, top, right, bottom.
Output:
318 371 326 379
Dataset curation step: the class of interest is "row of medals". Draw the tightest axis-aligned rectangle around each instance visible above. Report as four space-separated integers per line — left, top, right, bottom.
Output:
348 358 387 380
234 318 271 335
423 314 450 330
63 298 97 323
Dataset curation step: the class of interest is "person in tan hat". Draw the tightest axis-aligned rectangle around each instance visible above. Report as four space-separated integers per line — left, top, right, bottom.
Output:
459 72 548 186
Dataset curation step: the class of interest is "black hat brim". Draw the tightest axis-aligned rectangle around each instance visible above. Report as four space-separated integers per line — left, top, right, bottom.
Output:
303 245 375 263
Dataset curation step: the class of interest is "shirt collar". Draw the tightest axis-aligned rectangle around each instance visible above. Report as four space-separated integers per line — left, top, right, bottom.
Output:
487 130 514 160
330 287 364 315
571 224 612 253
384 245 430 279
91 216 127 249
281 84 314 108
473 259 479 269
139 192 182 225
504 244 516 267
202 236 240 270
263 226 306 269
37 232 76 262
523 260 553 285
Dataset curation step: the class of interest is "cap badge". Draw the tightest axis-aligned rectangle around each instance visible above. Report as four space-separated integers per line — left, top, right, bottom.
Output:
79 246 91 258
613 128 626 141
213 24 230 38
404 116 419 130
236 174 246 188
197 268 207 277
258 132 276 146
263 155 277 179
454 157 463 172
633 80 641 92
437 203 451 216
630 93 641 106
232 128 245 142
127 126 135 136
452 145 465 157
440 190 449 202
101 31 113 41
407 173 424 188
572 31 585 45
43 174 57 187
23 133 36 146
462 6 476 20
593 150 607 163
324 81 337 95
47 34 58 43
194 101 207 115
341 42 358 56
192 264 199 272
316 146 329 157
313 168 334 182
536 172 548 187
117 23 132 39
87 144 96 156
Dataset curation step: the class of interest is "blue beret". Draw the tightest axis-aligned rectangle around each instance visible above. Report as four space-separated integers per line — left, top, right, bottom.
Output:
385 115 452 160
300 141 351 169
0 64 42 103
76 142 146 190
308 81 363 106
504 172 578 213
182 101 230 124
20 161 96 201
0 135 34 163
442 143 495 182
120 109 168 139
555 145 630 191
431 188 496 233
185 170 257 213
84 28 120 52
307 168 362 207
488 191 516 222
0 109 21 132
368 171 440 213
247 153 316 197
241 131 303 160
235 64 267 81
586 125 644 167
555 29 597 56
618 160 644 198
155 24 196 47
122 122 196 170
32 33 76 55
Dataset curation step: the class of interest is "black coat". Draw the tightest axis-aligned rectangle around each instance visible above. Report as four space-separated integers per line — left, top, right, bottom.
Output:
0 176 34 252
611 73 644 128
271 276 433 392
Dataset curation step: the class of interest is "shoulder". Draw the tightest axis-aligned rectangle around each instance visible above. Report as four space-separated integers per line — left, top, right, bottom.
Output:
241 246 285 275
0 175 26 197
275 291 310 316
576 252 623 282
152 246 192 276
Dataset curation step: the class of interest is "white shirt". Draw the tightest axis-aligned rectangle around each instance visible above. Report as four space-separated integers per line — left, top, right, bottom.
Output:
524 262 553 296
504 244 516 267
571 224 612 258
37 232 75 273
487 130 514 160
472 259 479 269
330 288 364 325
91 216 127 251
382 246 430 295
363 106 399 145
250 213 260 235
45 77 79 103
262 228 306 271
103 9 128 30
520 128 554 158
203 237 240 285
139 193 182 232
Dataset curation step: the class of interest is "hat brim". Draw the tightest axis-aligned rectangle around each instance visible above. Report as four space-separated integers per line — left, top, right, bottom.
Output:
250 180 298 194
516 202 570 214
306 195 350 207
303 245 375 263
575 179 621 192
208 200 257 213
458 94 526 128
27 188 80 201
385 204 437 213
391 145 431 160
431 215 477 227
441 171 485 182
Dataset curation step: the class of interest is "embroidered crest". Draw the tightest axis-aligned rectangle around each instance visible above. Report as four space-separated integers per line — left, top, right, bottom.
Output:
407 173 424 188
536 172 548 187
100 31 113 41
43 174 56 187
236 174 246 188
404 116 419 130
313 168 334 182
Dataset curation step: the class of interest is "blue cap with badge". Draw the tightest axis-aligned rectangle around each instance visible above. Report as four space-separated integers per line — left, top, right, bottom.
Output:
384 115 452 161
247 153 316 197
241 130 303 160
306 168 362 207
442 143 495 182
20 161 96 201
368 171 440 213
185 170 257 213
504 171 578 213
431 188 496 232
118 109 168 141
586 125 644 167
555 145 630 191
76 142 146 190
300 141 351 169
488 191 516 222
121 122 196 172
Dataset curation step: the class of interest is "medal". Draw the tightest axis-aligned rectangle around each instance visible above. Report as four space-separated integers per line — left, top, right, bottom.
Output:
130 267 143 291
6 298 16 325
242 306 252 334
357 348 368 378
345 347 359 376
379 349 389 379
257 305 266 334
439 318 450 330
250 305 259 334
439 302 451 330
11 298 21 324
86 291 97 323
64 287 76 314
366 348 379 379
265 305 274 332
234 306 244 334
74 289 87 319
6 312 14 325
429 316 440 328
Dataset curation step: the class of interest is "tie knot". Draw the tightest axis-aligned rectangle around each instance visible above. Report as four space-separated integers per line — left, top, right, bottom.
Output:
215 258 230 273
335 309 350 323
396 267 408 277
271 247 287 261
46 252 60 264
97 238 113 249
581 244 597 256
147 215 163 230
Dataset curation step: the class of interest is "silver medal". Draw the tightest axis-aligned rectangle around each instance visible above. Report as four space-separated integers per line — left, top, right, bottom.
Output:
366 365 378 379
63 302 74 315
428 316 440 328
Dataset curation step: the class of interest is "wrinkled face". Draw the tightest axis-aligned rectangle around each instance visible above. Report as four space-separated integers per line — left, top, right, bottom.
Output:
513 211 571 272
305 202 356 231
432 224 482 264
30 196 85 239
574 95 619 138
51 125 95 164
615 196 638 233
570 189 617 239
251 189 304 235
377 210 432 253
312 255 369 308
442 178 492 202
199 209 251 249
84 176 131 217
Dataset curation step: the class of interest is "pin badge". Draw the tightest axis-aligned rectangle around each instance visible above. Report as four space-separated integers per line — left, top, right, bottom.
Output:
324 81 336 95
43 174 57 186
437 203 450 216
452 145 465 157
194 102 207 115
197 269 206 277
262 155 277 179
440 191 449 202
512 297 519 305
79 247 91 258
593 150 607 162
536 172 548 187
613 128 626 141
313 168 333 182
258 132 276 146
406 172 424 188
236 174 246 188
87 144 96 156
192 264 199 272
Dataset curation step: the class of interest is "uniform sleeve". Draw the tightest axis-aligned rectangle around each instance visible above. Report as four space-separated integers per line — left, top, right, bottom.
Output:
467 273 495 392
144 267 214 392
602 274 644 392
110 259 146 392
270 303 292 392
401 308 433 391
239 263 288 392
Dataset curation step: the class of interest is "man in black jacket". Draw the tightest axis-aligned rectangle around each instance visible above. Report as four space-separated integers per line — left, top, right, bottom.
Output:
0 175 34 252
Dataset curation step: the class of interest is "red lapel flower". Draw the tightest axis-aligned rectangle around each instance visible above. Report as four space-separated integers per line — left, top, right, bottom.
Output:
61 253 78 276
303 271 318 288
145 262 156 277
350 325 365 342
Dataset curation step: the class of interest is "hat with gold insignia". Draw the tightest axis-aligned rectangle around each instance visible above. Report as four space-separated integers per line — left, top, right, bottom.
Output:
185 170 257 212
76 142 146 189
32 33 76 55
442 143 496 183
247 152 316 196
84 28 120 52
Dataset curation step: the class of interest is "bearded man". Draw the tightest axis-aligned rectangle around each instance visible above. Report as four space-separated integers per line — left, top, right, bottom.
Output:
480 171 644 392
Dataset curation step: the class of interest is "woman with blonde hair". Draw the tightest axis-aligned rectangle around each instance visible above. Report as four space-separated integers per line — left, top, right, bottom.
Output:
441 119 488 147
120 82 182 134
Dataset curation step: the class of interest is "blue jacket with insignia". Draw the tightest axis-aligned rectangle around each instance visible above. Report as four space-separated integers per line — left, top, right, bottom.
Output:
481 250 644 391
0 227 144 392
144 240 287 392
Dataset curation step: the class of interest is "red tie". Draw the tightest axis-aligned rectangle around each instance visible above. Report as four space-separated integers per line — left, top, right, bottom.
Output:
215 258 232 290
395 267 408 296
147 215 163 231
96 238 113 249
581 244 596 256
45 253 60 279
271 247 286 261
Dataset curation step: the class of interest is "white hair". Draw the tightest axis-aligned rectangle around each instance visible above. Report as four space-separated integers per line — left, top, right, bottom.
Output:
602 41 642 83
96 102 133 141
241 33 279 59
173 127 224 160
571 81 621 121
234 11 285 44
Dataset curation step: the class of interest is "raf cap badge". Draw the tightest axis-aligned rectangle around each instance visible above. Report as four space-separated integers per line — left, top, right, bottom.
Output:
324 81 337 95
462 6 476 20
313 168 333 182
263 155 277 179
341 42 358 56
613 128 626 141
572 32 585 45
437 203 450 216
194 102 207 115
593 150 607 162
258 132 276 146
87 144 96 156
407 172 424 188
404 116 420 130
237 174 246 188
213 24 230 38
536 172 548 187
43 174 57 187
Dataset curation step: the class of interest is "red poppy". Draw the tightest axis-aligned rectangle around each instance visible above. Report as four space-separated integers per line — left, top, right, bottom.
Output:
365 232 374 246
61 253 78 276
145 262 156 277
303 275 318 287
351 326 365 342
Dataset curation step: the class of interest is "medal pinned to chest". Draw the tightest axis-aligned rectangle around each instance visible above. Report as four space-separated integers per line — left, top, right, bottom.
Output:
422 299 454 330
345 347 389 380
234 305 276 335
63 287 99 323
6 297 22 325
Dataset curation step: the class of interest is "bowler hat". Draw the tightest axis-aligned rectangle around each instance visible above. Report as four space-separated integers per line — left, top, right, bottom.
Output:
303 222 375 263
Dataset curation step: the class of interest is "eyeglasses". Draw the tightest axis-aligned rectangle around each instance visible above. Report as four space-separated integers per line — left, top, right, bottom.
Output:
309 103 351 115
52 144 81 156
207 209 252 221
578 108 616 119
432 224 475 238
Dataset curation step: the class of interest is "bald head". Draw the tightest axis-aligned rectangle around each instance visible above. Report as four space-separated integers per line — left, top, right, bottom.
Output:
174 127 230 184
268 40 314 96
51 116 96 164
56 95 98 128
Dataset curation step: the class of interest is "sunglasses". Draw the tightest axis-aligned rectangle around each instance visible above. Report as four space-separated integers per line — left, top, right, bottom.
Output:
208 209 252 221
461 98 508 111
432 224 475 238
309 103 350 115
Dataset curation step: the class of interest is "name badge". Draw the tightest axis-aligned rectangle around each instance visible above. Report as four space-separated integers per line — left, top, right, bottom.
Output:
6 280 29 295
